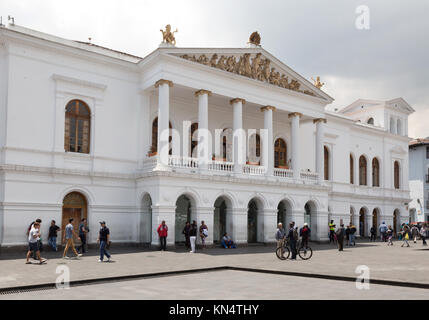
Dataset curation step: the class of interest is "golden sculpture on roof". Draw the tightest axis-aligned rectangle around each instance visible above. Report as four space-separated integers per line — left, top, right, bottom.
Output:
160 24 178 45
312 76 325 89
248 31 261 46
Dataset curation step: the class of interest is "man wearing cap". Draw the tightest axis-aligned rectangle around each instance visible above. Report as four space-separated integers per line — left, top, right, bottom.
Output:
97 221 111 262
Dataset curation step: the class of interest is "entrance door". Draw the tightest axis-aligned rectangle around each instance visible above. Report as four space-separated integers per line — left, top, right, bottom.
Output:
62 208 82 235
248 201 258 243
359 209 365 236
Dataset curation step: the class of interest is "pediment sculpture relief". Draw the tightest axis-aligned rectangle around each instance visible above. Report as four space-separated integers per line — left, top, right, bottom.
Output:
179 53 317 97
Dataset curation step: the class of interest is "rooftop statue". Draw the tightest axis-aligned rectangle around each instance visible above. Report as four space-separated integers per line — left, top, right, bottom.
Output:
160 24 178 46
248 31 261 46
312 76 325 89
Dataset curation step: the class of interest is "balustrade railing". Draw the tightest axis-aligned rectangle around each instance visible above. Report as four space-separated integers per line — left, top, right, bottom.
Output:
208 160 234 172
300 171 319 182
274 168 294 178
243 164 265 175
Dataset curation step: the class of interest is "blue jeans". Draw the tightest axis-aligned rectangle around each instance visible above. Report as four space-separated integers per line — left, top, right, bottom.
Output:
48 237 57 251
100 241 111 261
349 234 355 246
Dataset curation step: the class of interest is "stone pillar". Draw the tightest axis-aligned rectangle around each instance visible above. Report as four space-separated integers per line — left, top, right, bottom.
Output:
155 79 173 169
231 208 248 245
289 112 302 180
288 209 305 230
195 207 214 246
231 98 246 174
313 118 327 184
151 205 176 246
261 106 275 176
315 210 330 242
195 90 211 171
262 208 277 243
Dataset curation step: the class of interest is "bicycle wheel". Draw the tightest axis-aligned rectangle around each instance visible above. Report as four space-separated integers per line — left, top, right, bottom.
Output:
298 246 313 260
276 245 290 260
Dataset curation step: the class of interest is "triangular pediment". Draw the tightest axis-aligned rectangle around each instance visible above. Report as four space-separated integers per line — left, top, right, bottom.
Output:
162 48 333 102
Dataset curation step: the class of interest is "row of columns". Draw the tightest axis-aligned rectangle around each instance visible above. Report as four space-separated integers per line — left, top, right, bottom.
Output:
154 79 327 181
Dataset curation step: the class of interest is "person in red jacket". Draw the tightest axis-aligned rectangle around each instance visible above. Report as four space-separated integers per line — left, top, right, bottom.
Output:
157 220 168 251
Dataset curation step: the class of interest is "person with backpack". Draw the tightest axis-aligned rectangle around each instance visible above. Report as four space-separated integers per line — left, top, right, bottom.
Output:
199 221 208 249
287 222 298 260
420 223 427 246
336 224 345 251
189 220 197 253
379 221 388 242
299 223 311 249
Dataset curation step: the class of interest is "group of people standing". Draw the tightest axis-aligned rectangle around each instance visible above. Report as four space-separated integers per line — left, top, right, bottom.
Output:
275 221 311 259
25 218 112 264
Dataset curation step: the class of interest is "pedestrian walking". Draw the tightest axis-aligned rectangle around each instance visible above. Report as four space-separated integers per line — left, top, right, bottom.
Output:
199 221 208 249
370 226 377 242
26 222 47 264
411 224 419 244
379 221 388 242
287 223 298 260
78 218 89 254
47 220 60 251
299 223 311 249
349 224 357 246
98 221 111 262
157 220 168 251
329 220 336 244
182 221 191 250
28 219 43 259
62 218 82 259
189 220 197 253
420 223 427 246
387 225 394 245
336 224 345 251
401 224 410 247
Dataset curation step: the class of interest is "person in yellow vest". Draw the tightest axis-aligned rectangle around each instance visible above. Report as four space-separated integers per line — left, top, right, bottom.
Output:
329 220 336 243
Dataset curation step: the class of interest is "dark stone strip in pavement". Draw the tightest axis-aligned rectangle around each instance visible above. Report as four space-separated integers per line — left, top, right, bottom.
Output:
227 266 429 290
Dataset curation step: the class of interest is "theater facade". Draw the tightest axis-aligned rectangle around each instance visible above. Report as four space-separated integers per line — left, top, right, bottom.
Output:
0 24 413 247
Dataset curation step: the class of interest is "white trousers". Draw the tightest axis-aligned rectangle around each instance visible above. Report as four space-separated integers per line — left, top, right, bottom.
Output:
190 236 196 252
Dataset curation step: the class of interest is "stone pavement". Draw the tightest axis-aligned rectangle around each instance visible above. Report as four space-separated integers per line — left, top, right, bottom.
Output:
0 239 428 290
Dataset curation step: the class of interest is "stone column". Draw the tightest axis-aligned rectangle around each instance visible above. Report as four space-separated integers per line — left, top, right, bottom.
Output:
261 106 275 176
195 90 211 171
313 118 327 184
196 207 214 246
262 208 277 243
288 113 302 180
155 79 173 169
231 207 248 245
231 98 246 174
288 209 305 230
315 210 330 242
150 205 176 246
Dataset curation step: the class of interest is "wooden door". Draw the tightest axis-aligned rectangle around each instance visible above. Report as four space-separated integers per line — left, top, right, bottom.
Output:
62 208 82 237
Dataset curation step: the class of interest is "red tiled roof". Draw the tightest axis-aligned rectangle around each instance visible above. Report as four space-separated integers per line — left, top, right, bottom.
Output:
409 138 429 147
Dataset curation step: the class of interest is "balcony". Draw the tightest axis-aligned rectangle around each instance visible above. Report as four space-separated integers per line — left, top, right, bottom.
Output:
141 155 319 184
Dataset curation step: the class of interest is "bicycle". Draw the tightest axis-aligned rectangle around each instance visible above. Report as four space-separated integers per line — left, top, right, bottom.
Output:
276 238 313 260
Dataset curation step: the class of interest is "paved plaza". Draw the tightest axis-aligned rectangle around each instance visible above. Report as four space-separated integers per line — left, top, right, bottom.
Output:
0 240 429 299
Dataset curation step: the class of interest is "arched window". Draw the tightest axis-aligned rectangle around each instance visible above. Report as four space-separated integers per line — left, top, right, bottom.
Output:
65 100 91 154
394 161 400 189
151 117 172 155
221 128 233 161
274 138 287 168
372 158 380 187
324 146 329 180
190 122 198 157
350 154 354 184
367 118 374 125
359 156 367 185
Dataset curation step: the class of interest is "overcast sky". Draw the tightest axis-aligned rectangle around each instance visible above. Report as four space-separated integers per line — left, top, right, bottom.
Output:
1 0 428 138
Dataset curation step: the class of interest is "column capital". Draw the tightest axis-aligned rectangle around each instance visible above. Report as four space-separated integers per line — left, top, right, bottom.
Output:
194 89 212 97
230 98 246 105
155 79 173 88
288 112 303 119
313 118 327 124
260 105 276 112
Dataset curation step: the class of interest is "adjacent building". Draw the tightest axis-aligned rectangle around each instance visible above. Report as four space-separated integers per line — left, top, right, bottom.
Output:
0 24 413 248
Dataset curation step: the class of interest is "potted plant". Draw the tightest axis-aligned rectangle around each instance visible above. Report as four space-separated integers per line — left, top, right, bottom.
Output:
278 159 288 169
148 146 157 157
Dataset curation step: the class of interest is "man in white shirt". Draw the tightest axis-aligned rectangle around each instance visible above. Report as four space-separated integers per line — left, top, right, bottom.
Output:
26 222 46 264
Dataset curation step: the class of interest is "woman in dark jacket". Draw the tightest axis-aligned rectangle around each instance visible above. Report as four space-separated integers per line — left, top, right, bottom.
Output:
182 222 191 249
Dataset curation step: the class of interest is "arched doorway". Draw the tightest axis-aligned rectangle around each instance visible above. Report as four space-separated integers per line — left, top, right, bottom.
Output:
248 198 263 243
140 193 152 244
274 138 287 168
175 195 194 244
277 200 292 226
62 192 88 238
304 201 317 241
359 208 367 237
393 209 400 235
213 196 232 243
372 208 379 236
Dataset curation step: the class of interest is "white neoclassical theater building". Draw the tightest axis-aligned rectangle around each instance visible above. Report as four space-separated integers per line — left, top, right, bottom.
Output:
0 24 414 248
